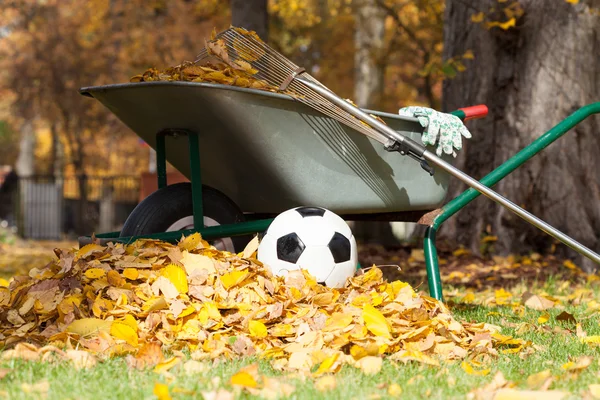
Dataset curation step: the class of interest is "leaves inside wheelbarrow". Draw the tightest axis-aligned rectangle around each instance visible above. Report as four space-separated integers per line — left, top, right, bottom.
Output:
0 234 528 372
130 59 273 91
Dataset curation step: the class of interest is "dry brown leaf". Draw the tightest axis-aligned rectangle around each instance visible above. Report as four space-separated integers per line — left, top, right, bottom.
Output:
65 350 97 369
522 292 555 311
556 311 576 324
127 342 165 370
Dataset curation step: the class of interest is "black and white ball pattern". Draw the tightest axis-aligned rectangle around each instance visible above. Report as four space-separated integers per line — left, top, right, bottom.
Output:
257 206 358 288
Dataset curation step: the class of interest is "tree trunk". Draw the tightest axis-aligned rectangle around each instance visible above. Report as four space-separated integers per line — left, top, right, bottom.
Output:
15 120 35 177
231 0 268 40
353 0 386 109
442 0 600 271
352 0 407 244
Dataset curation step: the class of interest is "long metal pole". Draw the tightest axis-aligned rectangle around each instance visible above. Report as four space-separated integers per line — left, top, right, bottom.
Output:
297 77 600 265
423 152 600 263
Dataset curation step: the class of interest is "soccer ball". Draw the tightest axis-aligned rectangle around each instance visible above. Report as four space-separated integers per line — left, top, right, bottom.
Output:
257 206 358 288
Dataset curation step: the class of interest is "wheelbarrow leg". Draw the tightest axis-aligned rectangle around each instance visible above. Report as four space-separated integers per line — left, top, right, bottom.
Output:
155 129 204 231
156 133 168 190
187 132 204 231
424 227 443 300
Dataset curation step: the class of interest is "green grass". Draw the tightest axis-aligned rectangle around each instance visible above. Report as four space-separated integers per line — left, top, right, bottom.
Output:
2 280 600 400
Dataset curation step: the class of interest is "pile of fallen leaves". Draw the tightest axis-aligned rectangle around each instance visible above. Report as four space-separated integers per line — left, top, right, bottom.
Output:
0 234 527 375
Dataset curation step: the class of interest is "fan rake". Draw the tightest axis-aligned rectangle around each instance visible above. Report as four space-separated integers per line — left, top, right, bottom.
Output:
194 27 600 265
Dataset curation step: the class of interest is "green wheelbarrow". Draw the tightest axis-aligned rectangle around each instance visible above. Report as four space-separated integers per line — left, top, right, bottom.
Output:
79 81 600 301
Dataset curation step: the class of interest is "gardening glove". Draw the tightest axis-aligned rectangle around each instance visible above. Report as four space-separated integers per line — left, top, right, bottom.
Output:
398 106 472 157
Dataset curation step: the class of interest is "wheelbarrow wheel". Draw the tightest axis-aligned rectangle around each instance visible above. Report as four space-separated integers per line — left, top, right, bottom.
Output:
120 182 250 253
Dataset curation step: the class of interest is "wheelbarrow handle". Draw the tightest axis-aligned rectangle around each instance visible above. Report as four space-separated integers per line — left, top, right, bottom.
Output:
451 105 489 121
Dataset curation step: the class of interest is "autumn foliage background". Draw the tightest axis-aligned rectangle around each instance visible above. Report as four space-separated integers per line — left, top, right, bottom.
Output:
0 0 453 178
1 0 599 265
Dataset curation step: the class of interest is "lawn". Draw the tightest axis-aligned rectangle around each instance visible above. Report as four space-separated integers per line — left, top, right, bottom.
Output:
1 237 600 400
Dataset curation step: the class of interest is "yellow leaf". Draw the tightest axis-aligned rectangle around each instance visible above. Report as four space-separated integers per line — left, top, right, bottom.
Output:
220 270 249 289
471 12 485 23
563 260 579 270
180 251 216 275
249 320 267 338
388 383 402 397
463 50 475 60
582 336 600 344
242 235 259 258
493 389 568 399
161 264 188 294
141 297 169 316
356 356 382 375
538 311 550 324
526 369 551 389
154 357 182 374
562 356 592 371
179 233 202 251
498 18 516 30
461 361 490 376
288 352 314 371
315 375 336 392
495 288 512 305
314 352 341 375
123 268 139 280
462 292 475 303
565 0 579 3
589 384 600 399
230 371 258 388
0 278 9 287
75 244 104 261
66 318 112 337
110 321 139 347
270 324 294 337
362 304 391 339
323 313 353 332
84 268 105 279
153 383 172 400
107 270 125 287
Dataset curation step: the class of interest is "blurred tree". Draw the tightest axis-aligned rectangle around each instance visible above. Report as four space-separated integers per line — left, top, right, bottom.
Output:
442 0 600 270
0 121 18 167
232 0 269 40
353 0 386 109
0 0 228 233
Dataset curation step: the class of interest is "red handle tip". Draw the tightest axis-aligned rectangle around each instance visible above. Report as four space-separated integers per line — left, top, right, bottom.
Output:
459 104 488 120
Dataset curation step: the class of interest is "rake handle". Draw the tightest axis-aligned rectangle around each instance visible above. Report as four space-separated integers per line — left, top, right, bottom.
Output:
296 76 600 265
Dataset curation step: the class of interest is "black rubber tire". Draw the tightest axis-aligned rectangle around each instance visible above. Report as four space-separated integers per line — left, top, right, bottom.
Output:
120 182 250 252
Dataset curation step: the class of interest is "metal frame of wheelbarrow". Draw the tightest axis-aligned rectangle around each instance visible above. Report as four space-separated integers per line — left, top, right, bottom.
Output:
84 102 600 301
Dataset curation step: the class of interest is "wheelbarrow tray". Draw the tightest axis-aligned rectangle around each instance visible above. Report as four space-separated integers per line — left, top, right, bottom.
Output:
80 81 451 217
